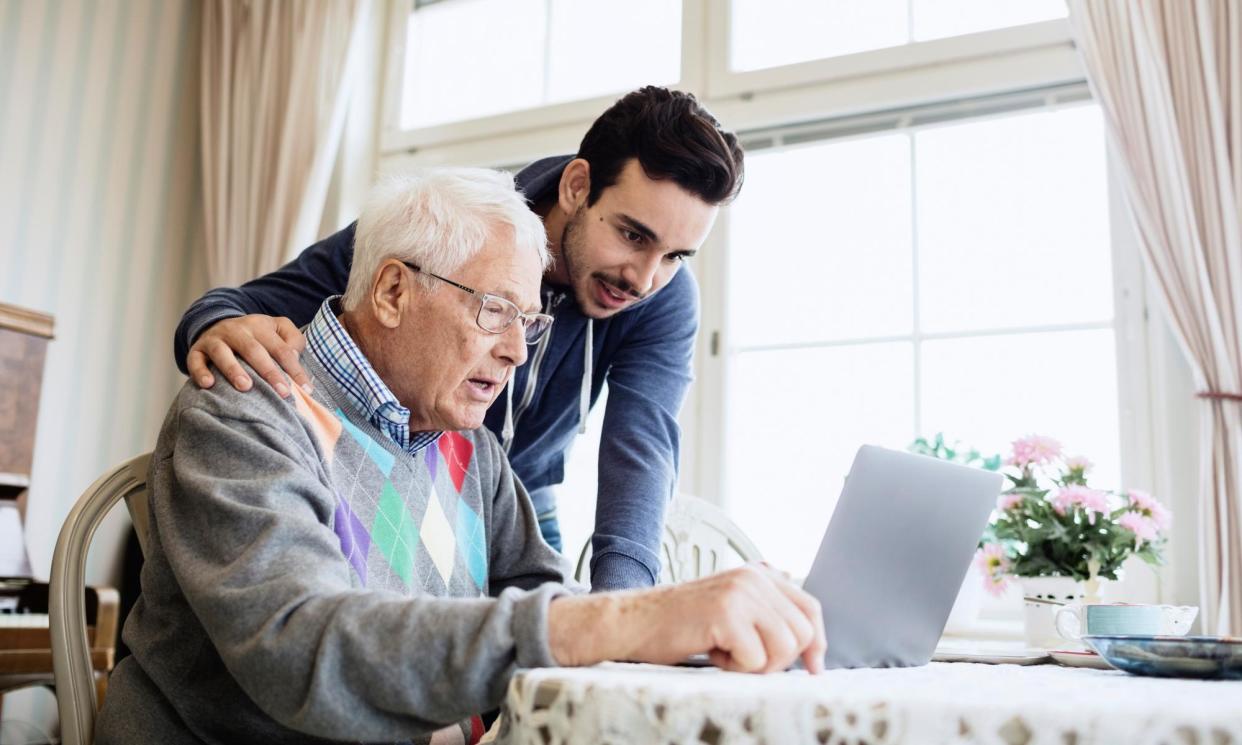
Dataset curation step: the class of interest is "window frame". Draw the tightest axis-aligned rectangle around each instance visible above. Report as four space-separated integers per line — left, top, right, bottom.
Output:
705 15 1074 99
379 1 1081 157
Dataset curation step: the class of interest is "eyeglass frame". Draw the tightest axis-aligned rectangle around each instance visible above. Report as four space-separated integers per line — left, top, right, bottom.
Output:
401 261 554 344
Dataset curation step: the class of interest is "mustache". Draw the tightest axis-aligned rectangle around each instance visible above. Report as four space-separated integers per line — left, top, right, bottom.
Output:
592 273 647 301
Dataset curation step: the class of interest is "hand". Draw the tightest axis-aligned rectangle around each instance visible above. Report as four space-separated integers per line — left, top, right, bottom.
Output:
186 315 310 398
549 564 826 674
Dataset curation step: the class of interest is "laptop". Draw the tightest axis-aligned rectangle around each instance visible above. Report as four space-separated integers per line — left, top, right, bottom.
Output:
801 444 1003 669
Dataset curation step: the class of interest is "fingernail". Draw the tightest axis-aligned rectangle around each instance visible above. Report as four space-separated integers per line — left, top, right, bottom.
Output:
301 382 313 393
239 376 251 388
197 376 212 388
275 383 289 398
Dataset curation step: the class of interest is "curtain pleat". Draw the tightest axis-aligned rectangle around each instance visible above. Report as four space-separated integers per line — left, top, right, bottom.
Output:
200 0 365 287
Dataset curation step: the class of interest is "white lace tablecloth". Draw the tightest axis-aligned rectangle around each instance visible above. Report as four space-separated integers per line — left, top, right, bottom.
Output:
496 661 1242 744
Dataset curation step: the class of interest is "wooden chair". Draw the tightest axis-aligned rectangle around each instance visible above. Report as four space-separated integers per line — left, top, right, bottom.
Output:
49 452 151 745
574 494 763 584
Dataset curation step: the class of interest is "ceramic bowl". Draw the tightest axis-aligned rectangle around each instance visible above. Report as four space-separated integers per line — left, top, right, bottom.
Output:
1084 635 1242 680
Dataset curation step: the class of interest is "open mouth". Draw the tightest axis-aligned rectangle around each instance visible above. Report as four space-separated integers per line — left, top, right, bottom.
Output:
466 378 498 400
594 278 633 309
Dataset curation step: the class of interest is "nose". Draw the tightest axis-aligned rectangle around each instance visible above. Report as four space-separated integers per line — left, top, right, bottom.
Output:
495 321 529 368
621 251 665 297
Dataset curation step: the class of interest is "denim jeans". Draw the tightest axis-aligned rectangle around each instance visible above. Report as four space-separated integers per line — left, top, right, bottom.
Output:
536 508 563 553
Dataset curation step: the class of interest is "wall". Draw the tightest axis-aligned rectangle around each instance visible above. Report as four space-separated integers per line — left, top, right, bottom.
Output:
0 0 204 735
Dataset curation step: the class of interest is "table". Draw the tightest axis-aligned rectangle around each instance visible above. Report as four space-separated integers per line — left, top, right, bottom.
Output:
497 661 1242 744
0 581 118 720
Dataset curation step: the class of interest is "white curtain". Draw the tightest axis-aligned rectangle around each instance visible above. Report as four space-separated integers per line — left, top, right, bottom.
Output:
1068 0 1242 635
201 0 367 286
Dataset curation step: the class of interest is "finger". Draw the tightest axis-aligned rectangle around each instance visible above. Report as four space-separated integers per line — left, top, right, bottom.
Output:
186 349 215 389
716 622 768 673
746 570 814 652
775 584 827 675
762 574 824 669
707 649 732 669
274 316 307 351
205 339 252 391
272 318 312 391
802 628 827 675
756 560 794 584
751 604 801 673
237 338 289 398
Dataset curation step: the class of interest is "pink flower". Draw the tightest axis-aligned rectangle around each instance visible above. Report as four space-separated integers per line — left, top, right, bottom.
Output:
1118 511 1159 543
975 544 1010 597
1127 489 1173 531
1064 455 1093 473
997 493 1025 511
1051 485 1111 523
1005 435 1062 468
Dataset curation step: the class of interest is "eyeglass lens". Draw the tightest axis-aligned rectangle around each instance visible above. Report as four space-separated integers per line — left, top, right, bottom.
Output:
478 296 551 344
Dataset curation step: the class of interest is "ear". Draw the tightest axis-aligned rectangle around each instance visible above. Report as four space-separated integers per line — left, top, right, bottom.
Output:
557 158 592 214
370 261 409 330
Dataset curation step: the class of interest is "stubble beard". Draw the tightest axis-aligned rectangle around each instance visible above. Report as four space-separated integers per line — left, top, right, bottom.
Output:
559 208 598 316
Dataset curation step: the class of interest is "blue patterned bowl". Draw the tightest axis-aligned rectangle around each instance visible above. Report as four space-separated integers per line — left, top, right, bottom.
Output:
1084 635 1242 680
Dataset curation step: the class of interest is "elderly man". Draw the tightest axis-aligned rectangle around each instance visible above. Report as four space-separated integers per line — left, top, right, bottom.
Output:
97 168 824 745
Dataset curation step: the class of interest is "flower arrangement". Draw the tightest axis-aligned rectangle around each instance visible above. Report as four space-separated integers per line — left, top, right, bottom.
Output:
911 434 1171 596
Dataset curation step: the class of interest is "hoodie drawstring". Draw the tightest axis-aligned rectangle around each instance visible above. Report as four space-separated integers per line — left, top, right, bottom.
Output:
579 319 593 434
502 376 516 451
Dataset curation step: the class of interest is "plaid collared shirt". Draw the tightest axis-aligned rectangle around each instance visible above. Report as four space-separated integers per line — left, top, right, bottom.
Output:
305 297 440 455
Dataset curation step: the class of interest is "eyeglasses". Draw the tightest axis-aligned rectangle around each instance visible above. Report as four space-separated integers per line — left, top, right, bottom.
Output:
403 262 554 345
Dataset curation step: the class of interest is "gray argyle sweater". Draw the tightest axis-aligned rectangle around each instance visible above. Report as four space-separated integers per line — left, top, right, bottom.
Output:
96 353 577 745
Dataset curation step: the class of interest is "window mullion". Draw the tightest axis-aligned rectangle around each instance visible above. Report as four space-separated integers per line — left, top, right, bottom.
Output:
541 0 553 104
678 0 709 95
910 131 923 444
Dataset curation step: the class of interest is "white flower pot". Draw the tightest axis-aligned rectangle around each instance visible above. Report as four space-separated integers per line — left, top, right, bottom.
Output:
1019 576 1085 649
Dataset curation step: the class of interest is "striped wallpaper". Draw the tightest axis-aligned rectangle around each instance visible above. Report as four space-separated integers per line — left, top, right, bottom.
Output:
0 0 204 589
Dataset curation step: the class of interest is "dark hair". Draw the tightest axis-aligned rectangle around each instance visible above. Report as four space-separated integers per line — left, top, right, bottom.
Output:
577 86 744 207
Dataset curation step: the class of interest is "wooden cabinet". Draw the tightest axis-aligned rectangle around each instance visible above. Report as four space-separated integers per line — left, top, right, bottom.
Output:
0 302 54 521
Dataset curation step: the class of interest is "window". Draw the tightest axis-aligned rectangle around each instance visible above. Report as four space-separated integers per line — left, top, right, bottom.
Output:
722 102 1118 575
729 0 1068 72
380 3 1186 607
399 0 681 130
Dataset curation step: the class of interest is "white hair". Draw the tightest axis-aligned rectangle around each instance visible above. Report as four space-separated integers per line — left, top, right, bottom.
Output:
341 167 549 311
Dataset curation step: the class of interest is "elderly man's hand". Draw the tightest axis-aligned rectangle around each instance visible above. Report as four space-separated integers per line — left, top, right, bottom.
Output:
187 315 310 398
548 564 826 674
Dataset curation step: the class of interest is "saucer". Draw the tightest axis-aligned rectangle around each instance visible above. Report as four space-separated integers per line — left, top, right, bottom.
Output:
1048 649 1114 671
1084 635 1242 680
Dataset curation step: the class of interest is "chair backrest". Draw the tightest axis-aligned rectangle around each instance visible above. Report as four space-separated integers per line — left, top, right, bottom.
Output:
49 452 151 745
574 494 763 584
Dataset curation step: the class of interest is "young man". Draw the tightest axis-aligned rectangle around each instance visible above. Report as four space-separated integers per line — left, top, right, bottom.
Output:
102 168 823 745
174 86 744 591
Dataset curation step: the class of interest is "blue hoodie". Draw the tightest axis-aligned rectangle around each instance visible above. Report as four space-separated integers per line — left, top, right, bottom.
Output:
174 156 699 591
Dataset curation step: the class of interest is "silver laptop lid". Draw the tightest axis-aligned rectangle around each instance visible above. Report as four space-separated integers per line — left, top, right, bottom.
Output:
802 444 1003 669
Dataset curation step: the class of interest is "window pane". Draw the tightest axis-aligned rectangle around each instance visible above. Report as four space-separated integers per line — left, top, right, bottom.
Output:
546 0 680 104
724 343 915 575
402 0 681 129
402 0 547 129
730 0 906 72
730 0 1066 72
919 329 1121 488
558 386 607 565
916 105 1113 334
727 135 913 347
912 0 1066 42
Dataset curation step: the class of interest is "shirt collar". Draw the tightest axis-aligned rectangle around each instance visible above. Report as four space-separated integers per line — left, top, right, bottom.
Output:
305 297 441 454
